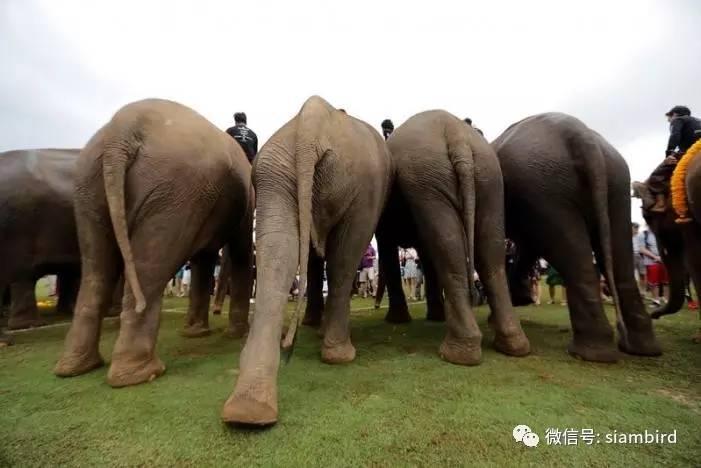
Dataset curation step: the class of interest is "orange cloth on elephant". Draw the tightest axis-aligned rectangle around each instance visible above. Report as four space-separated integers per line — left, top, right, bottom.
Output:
671 139 701 223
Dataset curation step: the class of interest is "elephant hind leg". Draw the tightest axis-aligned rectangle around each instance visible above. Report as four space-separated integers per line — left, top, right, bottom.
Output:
413 203 482 365
107 215 198 387
225 226 254 339
55 207 120 378
320 213 378 364
541 213 620 363
180 252 217 338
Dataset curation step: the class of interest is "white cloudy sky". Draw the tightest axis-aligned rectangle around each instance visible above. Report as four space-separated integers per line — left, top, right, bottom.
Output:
2 0 700 224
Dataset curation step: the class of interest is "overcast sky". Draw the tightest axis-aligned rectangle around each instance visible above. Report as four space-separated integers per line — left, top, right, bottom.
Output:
2 0 700 224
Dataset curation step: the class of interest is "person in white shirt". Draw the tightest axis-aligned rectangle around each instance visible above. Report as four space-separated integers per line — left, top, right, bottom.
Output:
631 223 646 295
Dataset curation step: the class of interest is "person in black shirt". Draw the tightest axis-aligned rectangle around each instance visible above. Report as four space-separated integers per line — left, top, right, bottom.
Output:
226 112 258 163
645 106 701 212
381 119 394 140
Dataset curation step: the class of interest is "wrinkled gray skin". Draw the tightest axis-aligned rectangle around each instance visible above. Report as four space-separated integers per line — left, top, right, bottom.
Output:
373 187 446 323
378 110 530 365
54 99 254 387
0 149 82 334
635 155 701 333
222 96 391 426
494 113 661 362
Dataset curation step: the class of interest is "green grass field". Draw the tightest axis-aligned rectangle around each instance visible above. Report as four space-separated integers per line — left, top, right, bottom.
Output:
1 296 699 467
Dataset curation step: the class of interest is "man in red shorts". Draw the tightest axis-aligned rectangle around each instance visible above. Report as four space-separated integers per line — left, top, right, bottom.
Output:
638 228 668 306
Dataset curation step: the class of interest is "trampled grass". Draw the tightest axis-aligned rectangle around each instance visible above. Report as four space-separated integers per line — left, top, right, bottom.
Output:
1 297 699 467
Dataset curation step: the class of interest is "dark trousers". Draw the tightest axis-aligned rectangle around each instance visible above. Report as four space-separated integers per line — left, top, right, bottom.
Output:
647 160 677 194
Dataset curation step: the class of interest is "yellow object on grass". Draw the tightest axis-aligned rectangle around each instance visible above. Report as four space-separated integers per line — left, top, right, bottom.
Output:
671 139 701 224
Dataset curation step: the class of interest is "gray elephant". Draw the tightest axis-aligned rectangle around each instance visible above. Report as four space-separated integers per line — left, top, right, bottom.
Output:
0 149 82 330
632 145 701 341
378 111 530 365
494 113 661 362
54 98 254 387
222 96 392 426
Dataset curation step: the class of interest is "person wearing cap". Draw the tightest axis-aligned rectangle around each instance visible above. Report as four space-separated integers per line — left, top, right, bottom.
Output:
225 112 258 164
381 119 394 140
644 106 701 212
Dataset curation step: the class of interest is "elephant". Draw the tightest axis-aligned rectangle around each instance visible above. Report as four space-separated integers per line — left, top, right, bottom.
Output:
374 110 530 366
493 112 661 362
632 148 701 341
53 98 254 387
0 148 82 330
222 96 392 426
372 187 446 323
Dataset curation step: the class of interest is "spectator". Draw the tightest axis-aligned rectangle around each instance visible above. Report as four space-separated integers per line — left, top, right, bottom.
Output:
638 228 668 306
181 263 192 297
175 266 185 297
545 264 566 305
403 248 419 301
359 244 377 298
414 256 424 301
631 222 647 296
381 119 394 140
225 112 259 163
530 259 545 306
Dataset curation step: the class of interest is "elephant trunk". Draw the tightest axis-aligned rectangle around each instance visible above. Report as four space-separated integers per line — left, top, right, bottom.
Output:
102 138 146 314
650 246 687 319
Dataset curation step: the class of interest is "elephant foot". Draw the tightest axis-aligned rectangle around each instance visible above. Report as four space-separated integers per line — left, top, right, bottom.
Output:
179 324 212 338
221 388 278 427
54 350 105 377
107 355 165 388
7 316 48 330
384 305 411 324
439 335 482 366
321 339 356 364
618 328 662 357
567 341 620 363
494 330 531 357
224 322 249 339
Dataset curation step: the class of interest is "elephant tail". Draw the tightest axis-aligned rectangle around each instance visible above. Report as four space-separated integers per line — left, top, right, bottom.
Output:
102 134 147 314
446 120 476 302
282 96 332 356
574 133 626 341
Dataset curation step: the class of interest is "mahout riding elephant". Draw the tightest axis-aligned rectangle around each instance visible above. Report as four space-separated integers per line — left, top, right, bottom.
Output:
0 149 82 330
222 96 392 426
53 98 254 387
375 111 530 366
632 144 701 341
494 113 661 362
